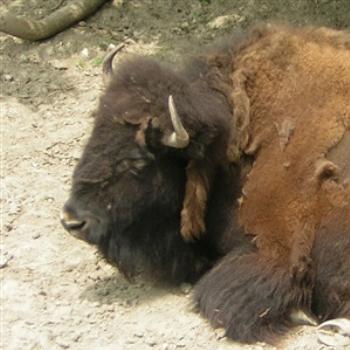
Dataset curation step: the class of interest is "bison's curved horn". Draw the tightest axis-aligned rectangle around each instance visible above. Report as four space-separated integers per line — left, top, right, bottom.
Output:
162 95 190 148
102 43 125 85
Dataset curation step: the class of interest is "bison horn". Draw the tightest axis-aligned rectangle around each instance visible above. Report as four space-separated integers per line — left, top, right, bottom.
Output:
162 95 190 148
102 43 125 85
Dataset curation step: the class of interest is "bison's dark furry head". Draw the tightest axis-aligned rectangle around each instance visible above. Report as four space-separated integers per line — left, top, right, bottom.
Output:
62 54 235 283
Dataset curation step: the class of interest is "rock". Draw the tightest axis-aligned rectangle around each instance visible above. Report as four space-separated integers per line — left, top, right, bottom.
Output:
208 14 243 29
180 22 190 32
4 74 14 82
55 337 70 349
146 337 157 346
51 60 69 70
0 252 13 269
107 43 117 51
214 328 226 340
112 0 124 7
5 224 13 232
80 48 90 59
208 15 231 29
32 232 41 240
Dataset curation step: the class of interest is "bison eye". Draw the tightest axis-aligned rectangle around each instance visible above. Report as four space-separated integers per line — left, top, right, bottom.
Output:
116 160 130 173
133 159 147 170
129 159 148 176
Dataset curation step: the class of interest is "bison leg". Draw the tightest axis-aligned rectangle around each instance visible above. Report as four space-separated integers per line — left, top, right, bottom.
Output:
312 207 350 322
180 160 213 241
194 248 313 344
289 220 316 287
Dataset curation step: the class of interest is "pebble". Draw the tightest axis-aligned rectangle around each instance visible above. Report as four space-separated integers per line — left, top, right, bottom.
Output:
146 338 157 346
0 252 13 269
134 331 144 338
208 14 243 29
4 74 14 82
55 337 70 349
107 43 117 51
5 224 13 232
214 328 226 340
80 48 90 59
32 232 41 239
51 60 68 70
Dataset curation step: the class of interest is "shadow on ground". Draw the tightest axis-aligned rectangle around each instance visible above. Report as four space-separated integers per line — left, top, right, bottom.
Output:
80 272 178 306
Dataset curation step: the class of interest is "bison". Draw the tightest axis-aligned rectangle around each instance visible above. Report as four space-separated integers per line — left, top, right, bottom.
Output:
61 23 350 344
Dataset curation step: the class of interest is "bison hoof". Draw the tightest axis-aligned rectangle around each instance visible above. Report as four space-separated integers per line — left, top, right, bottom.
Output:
289 309 319 326
317 318 350 347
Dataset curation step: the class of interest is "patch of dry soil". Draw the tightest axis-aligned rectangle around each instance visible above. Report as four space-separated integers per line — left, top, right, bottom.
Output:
1 1 349 349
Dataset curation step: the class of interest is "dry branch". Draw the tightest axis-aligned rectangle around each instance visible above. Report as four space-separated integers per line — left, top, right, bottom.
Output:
0 0 110 41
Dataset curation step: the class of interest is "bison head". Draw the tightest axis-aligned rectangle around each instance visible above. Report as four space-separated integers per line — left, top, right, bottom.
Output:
61 48 233 282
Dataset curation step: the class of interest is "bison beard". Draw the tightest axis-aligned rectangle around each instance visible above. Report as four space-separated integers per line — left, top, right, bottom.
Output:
62 23 350 344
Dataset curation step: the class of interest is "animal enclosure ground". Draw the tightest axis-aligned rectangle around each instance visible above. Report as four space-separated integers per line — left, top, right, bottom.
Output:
1 1 350 349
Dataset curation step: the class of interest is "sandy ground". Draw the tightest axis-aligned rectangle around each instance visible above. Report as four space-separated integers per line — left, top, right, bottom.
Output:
1 1 350 349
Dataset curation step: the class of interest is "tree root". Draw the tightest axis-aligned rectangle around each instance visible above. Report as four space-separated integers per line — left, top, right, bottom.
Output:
0 0 110 41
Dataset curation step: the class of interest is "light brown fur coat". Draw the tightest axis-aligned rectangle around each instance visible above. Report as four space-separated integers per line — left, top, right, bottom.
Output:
233 25 350 275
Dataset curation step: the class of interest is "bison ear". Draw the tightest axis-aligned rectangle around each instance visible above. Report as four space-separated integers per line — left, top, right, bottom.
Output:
135 96 190 151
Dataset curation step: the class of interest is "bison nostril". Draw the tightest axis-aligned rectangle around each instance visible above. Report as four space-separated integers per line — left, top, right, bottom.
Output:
60 209 87 232
64 220 86 231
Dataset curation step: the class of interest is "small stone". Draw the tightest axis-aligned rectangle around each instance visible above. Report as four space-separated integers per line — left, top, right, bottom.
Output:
32 233 41 240
176 341 186 348
107 43 116 51
215 328 226 340
71 332 82 342
80 48 89 59
146 338 157 346
4 74 14 82
180 22 190 32
0 253 13 269
208 14 240 29
134 331 144 338
5 224 13 232
51 60 68 70
55 337 70 349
